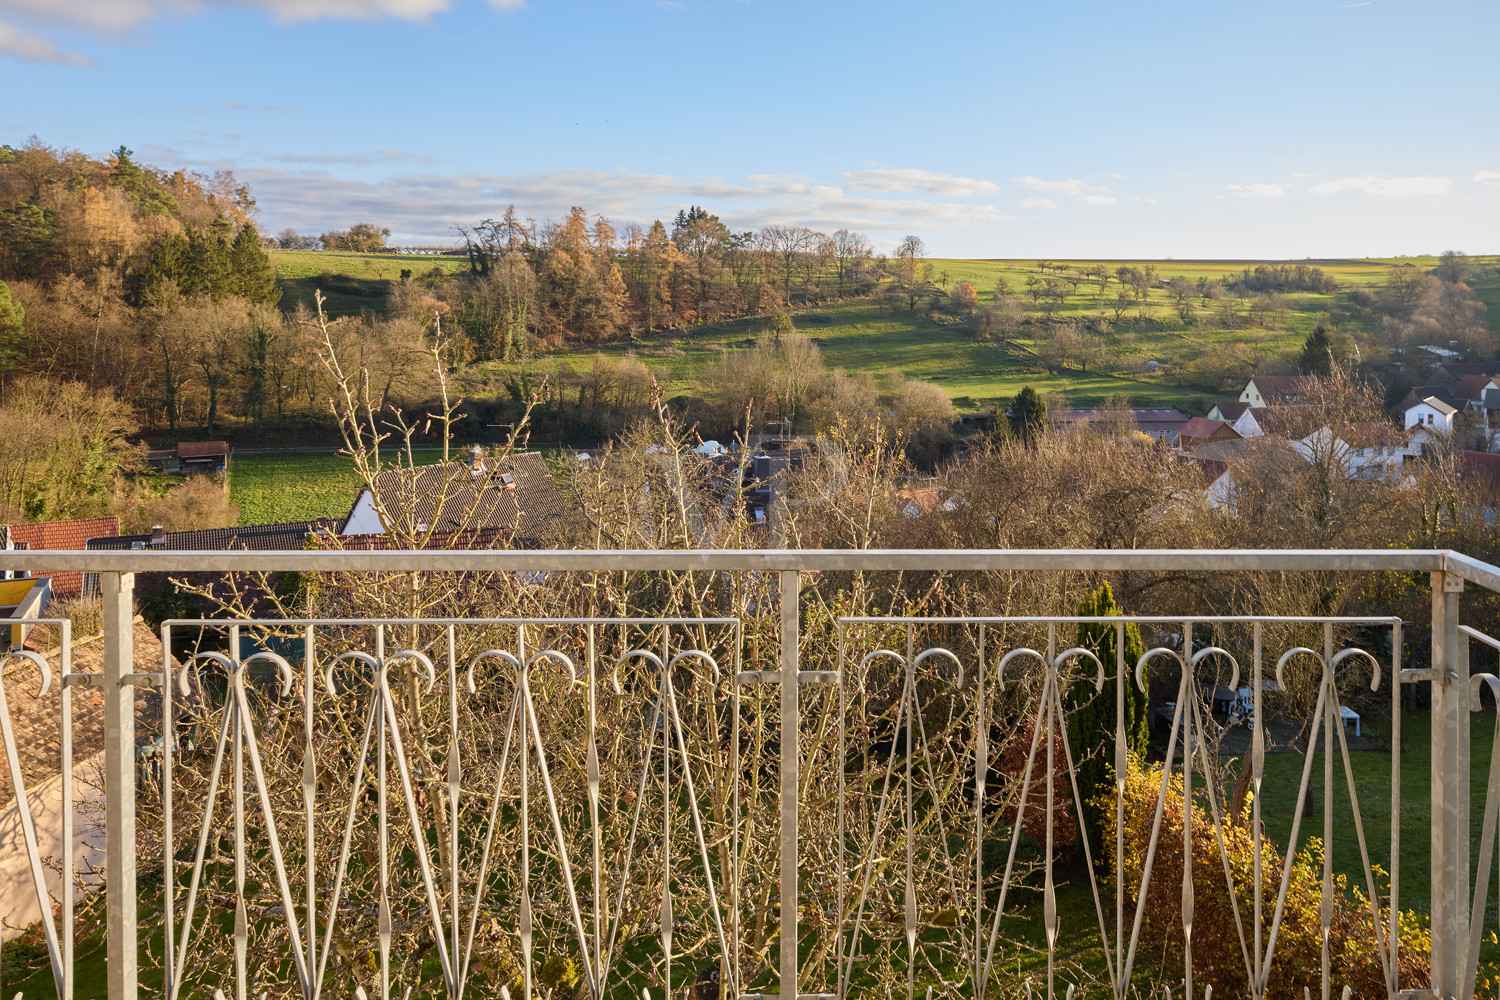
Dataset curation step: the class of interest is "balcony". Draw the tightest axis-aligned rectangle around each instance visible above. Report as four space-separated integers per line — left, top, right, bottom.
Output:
1 547 1498 999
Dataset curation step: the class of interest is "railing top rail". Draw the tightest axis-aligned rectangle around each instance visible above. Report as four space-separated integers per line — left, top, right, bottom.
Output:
837 614 1404 624
163 616 741 627
0 546 1465 575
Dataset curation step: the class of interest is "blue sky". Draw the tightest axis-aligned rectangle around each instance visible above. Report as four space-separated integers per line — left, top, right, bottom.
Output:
2 0 1497 257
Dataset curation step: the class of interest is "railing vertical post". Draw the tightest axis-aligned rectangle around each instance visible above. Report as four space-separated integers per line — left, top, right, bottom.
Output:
1430 570 1468 998
103 571 137 1000
779 569 799 1000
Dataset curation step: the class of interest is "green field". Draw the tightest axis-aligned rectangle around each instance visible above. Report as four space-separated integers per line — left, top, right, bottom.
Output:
228 448 554 526
271 249 470 315
274 252 1500 414
228 451 362 524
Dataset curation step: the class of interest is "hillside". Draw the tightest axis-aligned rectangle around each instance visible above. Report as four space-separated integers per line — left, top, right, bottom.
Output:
271 249 470 314
275 252 1500 413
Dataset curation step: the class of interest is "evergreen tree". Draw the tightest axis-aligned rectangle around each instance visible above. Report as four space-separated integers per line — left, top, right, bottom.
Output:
243 318 274 433
1068 581 1149 856
230 224 280 305
0 280 25 402
0 203 62 279
187 216 234 298
109 145 145 202
1008 385 1047 445
1298 324 1333 377
134 231 191 302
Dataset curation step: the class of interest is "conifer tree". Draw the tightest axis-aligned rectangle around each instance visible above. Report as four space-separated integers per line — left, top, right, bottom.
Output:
230 224 280 305
187 215 234 298
1298 323 1333 377
1068 581 1149 856
1008 385 1047 445
0 280 24 402
109 145 145 202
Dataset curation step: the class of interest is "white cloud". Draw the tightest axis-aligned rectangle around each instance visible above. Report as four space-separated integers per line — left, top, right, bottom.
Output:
1019 197 1056 210
842 168 999 197
1309 174 1451 197
1225 182 1286 199
0 19 93 63
1015 175 1109 197
1015 175 1118 207
269 148 432 164
0 0 522 36
236 163 1016 243
1476 170 1500 186
0 0 157 33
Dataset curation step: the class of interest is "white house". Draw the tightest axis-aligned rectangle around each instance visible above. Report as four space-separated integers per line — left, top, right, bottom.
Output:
1238 375 1316 409
341 450 571 545
1232 409 1265 438
1291 426 1411 481
1403 396 1457 434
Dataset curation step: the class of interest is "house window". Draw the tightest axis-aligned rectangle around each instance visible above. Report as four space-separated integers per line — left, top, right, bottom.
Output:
1428 414 1434 425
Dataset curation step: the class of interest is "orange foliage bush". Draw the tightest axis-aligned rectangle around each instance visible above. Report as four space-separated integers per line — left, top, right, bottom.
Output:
994 719 1076 849
1109 758 1430 995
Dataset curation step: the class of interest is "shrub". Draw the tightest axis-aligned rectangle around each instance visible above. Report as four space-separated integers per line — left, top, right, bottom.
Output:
1109 758 1429 994
1068 582 1149 856
123 472 240 533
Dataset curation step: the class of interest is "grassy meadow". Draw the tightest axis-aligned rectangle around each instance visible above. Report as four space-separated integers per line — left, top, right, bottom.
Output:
271 248 469 315
227 448 560 526
272 252 1500 414
228 451 362 524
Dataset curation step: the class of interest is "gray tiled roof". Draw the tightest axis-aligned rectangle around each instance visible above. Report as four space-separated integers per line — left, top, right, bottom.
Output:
86 518 341 551
346 451 573 545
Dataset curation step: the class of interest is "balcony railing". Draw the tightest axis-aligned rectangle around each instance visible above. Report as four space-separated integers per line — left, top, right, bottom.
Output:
1 548 1499 999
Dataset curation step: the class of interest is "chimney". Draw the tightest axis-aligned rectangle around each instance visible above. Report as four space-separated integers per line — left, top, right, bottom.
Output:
150 525 166 547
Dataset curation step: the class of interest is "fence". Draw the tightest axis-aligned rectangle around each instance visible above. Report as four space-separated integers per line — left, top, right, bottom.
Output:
2 548 1500 999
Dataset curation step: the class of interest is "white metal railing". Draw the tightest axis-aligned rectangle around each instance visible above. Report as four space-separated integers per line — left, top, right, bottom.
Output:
0 549 1499 999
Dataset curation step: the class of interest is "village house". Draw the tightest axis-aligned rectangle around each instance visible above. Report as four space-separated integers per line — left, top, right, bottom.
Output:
3 516 121 598
1051 408 1192 444
1237 375 1317 408
1177 417 1241 449
341 450 574 548
1404 396 1458 435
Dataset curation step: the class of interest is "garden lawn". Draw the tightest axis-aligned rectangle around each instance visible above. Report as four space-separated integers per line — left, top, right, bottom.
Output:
1255 709 1499 920
228 451 362 525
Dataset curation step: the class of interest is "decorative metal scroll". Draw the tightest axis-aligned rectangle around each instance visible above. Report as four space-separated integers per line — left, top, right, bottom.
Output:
154 617 742 1000
835 615 1402 1000
0 621 73 1000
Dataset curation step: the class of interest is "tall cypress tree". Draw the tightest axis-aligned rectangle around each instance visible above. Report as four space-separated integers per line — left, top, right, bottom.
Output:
1067 581 1149 856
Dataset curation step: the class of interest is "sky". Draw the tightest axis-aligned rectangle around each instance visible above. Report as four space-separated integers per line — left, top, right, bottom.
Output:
2 0 1497 258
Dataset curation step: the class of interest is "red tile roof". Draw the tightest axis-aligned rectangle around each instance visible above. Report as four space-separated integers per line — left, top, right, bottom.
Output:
894 487 942 514
1452 374 1499 402
1249 375 1317 399
1459 451 1500 492
1211 401 1252 421
8 516 121 598
1178 417 1240 443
